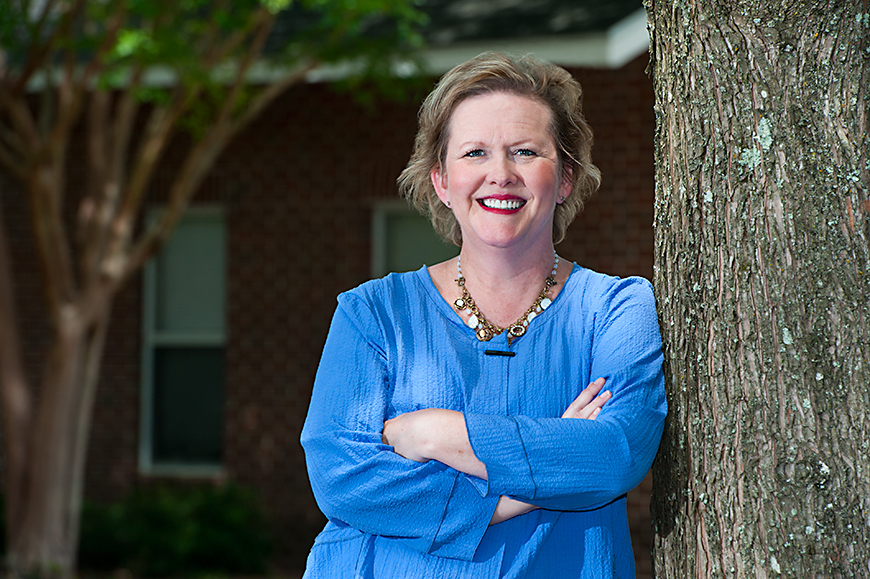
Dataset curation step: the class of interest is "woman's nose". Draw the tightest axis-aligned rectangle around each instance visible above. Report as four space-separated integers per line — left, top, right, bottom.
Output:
489 155 517 187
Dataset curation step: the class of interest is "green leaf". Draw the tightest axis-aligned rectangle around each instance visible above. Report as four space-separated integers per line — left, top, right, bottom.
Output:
113 28 154 59
261 0 292 14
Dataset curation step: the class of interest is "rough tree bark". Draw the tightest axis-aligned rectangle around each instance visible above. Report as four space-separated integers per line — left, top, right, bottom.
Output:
647 1 870 577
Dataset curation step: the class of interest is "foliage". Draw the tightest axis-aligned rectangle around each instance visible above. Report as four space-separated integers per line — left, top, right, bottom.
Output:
78 484 273 577
0 1 425 575
0 0 427 108
0 1 425 576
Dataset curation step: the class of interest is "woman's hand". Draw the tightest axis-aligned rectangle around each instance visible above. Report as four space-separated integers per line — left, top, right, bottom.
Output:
383 409 488 478
382 408 440 463
561 377 611 419
382 379 611 525
489 379 610 525
382 380 610 470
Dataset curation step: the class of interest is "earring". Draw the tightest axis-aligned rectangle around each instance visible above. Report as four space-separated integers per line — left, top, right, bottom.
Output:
558 196 565 204
446 200 451 208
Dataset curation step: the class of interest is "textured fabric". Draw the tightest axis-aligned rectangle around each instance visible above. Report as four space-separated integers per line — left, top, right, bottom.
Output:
300 264 666 578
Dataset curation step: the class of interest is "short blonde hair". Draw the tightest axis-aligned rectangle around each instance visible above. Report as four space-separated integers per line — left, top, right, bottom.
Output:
397 51 601 246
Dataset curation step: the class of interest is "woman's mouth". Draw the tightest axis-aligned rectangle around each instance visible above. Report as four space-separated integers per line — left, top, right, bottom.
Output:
479 198 526 211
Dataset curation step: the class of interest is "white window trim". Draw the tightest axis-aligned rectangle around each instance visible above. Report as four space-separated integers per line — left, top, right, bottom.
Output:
139 205 226 477
371 200 416 279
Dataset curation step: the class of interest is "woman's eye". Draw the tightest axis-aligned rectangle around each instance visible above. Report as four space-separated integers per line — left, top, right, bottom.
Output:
515 149 537 157
464 149 485 158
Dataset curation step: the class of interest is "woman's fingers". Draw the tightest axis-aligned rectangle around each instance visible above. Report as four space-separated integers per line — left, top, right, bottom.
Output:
560 377 605 417
561 377 611 420
575 391 610 419
383 413 428 462
561 377 604 417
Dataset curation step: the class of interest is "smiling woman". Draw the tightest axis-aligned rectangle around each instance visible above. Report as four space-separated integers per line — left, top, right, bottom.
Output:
400 52 601 249
300 52 666 578
430 91 568 257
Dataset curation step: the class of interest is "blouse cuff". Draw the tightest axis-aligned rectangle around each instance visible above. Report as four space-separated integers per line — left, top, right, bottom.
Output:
425 471 500 560
464 412 537 500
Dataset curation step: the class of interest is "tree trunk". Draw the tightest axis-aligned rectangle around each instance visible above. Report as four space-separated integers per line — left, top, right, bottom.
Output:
7 301 111 579
0 190 33 557
647 1 870 577
0 63 299 578
2 146 115 578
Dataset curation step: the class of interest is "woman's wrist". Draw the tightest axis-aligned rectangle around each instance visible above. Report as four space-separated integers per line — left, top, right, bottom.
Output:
426 409 488 479
384 408 488 479
490 496 538 525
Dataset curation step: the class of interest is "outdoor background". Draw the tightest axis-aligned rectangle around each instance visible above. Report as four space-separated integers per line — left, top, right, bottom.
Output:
1 1 659 576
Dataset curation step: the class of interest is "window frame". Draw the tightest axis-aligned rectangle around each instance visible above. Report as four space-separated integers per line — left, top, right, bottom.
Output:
370 200 458 278
138 205 226 477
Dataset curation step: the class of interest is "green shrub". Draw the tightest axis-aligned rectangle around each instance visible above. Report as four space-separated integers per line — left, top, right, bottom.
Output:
78 484 273 577
78 500 127 570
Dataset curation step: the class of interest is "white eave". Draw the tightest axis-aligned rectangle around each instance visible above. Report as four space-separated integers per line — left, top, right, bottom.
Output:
419 8 650 72
303 8 649 83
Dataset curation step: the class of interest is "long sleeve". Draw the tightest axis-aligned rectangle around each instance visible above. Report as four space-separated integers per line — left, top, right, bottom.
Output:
300 293 499 561
464 276 667 511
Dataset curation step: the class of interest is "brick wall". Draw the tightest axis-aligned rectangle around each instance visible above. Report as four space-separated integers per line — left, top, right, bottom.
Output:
6 54 657 575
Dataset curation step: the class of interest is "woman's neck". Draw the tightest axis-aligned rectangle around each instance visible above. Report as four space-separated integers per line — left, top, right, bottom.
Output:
459 243 554 287
451 242 563 328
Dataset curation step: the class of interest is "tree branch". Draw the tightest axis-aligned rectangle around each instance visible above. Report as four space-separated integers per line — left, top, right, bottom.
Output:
120 120 231 281
40 2 126 166
118 10 317 282
11 0 87 95
0 139 27 181
28 72 78 313
0 91 40 154
0 195 34 537
230 60 318 141
106 6 282 262
201 7 270 70
0 113 26 150
110 86 196 245
195 0 234 62
78 89 110 284
111 67 144 194
213 9 275 130
29 163 77 313
77 66 144 284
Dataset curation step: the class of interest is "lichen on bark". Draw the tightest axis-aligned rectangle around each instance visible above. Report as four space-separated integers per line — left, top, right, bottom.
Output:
647 1 870 577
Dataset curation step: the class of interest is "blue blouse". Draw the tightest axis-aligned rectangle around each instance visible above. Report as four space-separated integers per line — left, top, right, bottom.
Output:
301 264 666 578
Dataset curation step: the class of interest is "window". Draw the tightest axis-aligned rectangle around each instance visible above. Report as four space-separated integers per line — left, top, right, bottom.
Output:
371 201 458 277
140 207 226 475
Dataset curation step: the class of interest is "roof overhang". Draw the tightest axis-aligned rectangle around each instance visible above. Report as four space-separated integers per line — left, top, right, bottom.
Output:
304 8 649 83
419 8 650 72
25 7 649 89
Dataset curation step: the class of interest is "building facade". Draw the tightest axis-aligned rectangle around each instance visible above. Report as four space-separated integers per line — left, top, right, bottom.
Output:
2 5 659 574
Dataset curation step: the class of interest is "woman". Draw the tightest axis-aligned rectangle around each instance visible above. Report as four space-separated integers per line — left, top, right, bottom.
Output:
301 52 666 578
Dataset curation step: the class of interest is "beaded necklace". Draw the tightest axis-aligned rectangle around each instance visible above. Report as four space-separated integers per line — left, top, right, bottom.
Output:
453 252 558 345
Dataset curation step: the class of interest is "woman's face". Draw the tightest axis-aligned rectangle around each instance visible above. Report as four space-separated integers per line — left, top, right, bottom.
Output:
431 91 571 252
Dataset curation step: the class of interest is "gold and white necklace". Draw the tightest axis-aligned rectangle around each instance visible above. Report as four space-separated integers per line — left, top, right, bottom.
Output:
454 252 558 345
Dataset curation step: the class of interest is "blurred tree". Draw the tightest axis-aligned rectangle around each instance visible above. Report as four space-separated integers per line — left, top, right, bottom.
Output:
0 1 424 577
647 0 869 577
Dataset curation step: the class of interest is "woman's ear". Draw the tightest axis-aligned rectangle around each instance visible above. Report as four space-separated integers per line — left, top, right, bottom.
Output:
431 167 450 206
557 164 573 203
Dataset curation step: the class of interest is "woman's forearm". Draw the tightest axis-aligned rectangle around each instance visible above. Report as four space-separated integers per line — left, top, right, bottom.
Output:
383 408 488 479
383 410 538 525
383 379 610 478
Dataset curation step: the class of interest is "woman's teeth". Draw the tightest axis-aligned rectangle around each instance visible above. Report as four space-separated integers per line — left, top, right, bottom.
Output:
481 198 524 210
